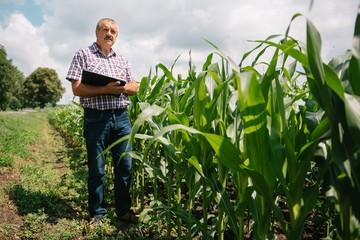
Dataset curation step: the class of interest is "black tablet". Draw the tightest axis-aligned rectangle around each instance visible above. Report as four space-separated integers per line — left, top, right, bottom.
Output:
81 69 126 86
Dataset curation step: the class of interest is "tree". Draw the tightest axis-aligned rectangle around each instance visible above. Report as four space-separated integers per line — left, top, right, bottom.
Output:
0 45 25 110
23 67 65 108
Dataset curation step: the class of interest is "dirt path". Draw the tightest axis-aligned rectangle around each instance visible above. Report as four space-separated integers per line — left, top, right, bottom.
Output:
0 112 141 239
0 170 22 239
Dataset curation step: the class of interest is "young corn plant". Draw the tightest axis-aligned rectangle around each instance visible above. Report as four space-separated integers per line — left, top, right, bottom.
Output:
124 53 241 239
123 62 204 238
48 101 84 146
260 9 360 239
312 8 360 239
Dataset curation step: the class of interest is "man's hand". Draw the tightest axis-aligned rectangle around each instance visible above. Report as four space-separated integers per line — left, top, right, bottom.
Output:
106 80 139 96
123 81 139 96
105 81 126 95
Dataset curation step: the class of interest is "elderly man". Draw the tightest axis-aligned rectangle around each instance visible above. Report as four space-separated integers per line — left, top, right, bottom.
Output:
66 17 139 225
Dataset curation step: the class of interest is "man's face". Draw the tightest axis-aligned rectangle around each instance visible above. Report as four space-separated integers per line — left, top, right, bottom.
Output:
96 20 118 49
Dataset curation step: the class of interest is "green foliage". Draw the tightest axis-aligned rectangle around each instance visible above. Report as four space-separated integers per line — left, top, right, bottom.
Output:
0 112 44 167
0 45 65 110
0 45 25 110
23 67 65 108
20 210 48 239
48 101 85 146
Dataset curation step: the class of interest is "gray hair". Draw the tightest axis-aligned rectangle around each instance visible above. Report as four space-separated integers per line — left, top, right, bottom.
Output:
96 18 117 31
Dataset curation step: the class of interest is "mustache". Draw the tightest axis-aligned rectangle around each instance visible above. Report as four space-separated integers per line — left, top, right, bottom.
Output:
104 35 113 40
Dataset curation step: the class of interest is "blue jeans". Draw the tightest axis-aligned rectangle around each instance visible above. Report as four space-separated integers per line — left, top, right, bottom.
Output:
83 108 132 218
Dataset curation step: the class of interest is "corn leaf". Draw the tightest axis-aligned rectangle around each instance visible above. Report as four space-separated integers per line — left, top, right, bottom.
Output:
348 6 360 96
202 133 243 171
146 75 166 104
207 169 240 239
344 93 360 147
128 104 165 145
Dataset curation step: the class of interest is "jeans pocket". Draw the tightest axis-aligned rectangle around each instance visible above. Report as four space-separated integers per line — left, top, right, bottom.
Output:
83 109 108 142
84 109 104 123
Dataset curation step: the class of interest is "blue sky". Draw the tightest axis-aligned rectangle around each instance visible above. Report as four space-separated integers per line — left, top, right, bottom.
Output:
0 0 359 104
0 0 44 26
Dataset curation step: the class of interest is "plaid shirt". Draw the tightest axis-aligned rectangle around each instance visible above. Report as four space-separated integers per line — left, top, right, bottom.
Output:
66 42 134 110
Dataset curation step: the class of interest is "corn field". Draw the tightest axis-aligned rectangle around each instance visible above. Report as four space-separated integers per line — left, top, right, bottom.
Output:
49 11 360 239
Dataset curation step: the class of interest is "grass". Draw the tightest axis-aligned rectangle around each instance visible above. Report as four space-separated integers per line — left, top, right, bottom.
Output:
0 112 43 168
0 111 153 239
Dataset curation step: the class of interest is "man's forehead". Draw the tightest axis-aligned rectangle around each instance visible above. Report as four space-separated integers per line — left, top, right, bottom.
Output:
100 21 118 30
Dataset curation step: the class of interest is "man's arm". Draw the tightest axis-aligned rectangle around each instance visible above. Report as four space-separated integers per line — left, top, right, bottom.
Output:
71 79 138 97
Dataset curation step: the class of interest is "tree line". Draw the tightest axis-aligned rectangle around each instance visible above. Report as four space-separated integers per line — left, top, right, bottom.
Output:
0 44 65 111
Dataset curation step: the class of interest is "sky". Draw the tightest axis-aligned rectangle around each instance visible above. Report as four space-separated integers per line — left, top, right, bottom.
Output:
0 0 359 104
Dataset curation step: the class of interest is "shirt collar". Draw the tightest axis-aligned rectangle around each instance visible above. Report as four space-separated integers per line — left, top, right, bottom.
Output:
90 42 116 57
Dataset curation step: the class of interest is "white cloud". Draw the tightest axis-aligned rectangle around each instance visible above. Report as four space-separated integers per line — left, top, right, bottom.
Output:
0 0 358 104
0 12 72 103
0 13 54 74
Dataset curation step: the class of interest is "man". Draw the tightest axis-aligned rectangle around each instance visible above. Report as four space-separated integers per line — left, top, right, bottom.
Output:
66 18 139 225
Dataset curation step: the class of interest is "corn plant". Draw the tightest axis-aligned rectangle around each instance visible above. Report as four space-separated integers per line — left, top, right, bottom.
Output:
48 101 84 146
122 8 360 240
255 9 360 239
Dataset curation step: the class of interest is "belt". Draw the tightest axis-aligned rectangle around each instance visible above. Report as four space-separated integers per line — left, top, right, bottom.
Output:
84 108 126 113
108 108 126 113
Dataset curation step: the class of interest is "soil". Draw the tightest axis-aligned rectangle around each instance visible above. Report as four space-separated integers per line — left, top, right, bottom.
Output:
0 167 23 239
